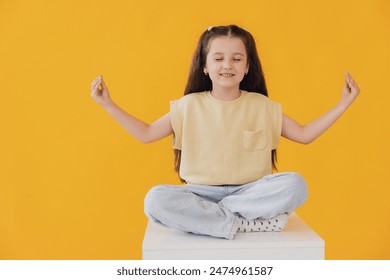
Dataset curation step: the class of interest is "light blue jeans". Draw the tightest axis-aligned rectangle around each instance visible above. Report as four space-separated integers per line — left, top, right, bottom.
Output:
144 172 308 240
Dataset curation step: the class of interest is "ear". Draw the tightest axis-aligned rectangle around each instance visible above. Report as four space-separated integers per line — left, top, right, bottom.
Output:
203 66 208 75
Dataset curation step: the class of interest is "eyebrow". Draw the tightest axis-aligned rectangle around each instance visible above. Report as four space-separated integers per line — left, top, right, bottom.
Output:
211 52 245 56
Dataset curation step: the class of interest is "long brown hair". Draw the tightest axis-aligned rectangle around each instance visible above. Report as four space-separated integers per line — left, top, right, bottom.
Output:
174 25 277 182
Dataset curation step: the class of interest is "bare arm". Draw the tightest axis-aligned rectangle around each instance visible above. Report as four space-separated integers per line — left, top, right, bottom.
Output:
282 72 360 144
91 75 173 143
105 105 173 143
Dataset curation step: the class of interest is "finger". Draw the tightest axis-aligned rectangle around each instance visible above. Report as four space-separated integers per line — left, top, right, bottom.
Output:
91 86 99 97
348 81 360 94
101 78 108 90
91 78 101 91
346 72 357 85
346 79 353 87
348 77 358 90
91 76 103 90
91 81 103 97
91 75 101 84
344 75 350 87
346 72 355 84
345 80 350 89
347 76 355 85
343 79 352 93
91 74 103 85
351 83 360 93
91 80 101 92
346 75 355 87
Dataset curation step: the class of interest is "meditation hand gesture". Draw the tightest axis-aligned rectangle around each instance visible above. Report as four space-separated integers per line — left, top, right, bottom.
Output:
340 72 360 109
91 75 113 109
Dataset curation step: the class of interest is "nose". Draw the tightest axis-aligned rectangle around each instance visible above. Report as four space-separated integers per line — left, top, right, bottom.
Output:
223 61 232 70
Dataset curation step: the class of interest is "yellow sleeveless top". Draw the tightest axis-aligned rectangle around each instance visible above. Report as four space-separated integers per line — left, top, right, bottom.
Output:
170 91 282 185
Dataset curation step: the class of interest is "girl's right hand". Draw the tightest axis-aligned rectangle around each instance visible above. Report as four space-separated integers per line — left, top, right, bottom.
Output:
339 72 360 109
90 75 113 108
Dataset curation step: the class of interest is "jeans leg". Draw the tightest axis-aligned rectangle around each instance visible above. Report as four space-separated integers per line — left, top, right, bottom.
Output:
219 172 308 220
144 184 238 239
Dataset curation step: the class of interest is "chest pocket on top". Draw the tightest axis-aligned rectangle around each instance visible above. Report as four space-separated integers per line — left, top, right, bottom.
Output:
243 129 268 151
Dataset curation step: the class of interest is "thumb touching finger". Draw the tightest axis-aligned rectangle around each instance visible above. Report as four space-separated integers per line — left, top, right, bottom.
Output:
101 78 108 89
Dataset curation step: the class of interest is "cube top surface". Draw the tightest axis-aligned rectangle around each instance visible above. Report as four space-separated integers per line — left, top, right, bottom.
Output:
143 213 324 251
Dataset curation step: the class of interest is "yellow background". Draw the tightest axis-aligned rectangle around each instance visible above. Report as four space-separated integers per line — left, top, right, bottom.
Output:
0 0 389 259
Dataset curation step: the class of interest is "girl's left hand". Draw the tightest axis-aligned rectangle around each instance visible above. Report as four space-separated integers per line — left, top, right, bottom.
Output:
340 72 360 108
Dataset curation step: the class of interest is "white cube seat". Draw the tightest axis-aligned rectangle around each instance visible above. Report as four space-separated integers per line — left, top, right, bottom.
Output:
142 212 325 260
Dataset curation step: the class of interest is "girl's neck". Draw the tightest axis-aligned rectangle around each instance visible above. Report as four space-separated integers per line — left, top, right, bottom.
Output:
210 87 242 101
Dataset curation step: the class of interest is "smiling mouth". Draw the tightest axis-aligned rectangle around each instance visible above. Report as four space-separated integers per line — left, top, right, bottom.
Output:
220 73 235 77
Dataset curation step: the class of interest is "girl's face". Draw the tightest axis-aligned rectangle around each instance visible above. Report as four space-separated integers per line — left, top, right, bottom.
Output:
204 36 249 92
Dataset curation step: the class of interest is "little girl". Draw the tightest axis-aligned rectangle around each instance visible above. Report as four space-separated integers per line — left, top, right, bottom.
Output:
91 25 360 240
